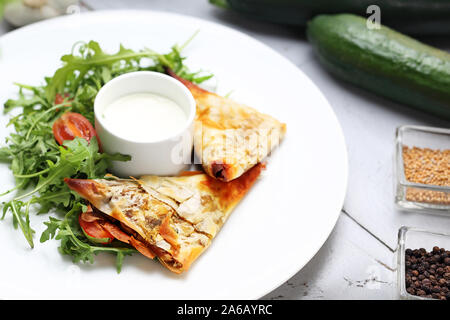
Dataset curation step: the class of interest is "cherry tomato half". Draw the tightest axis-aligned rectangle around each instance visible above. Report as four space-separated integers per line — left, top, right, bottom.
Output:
52 112 99 147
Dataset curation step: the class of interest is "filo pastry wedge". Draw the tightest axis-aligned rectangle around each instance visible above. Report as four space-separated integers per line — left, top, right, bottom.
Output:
167 69 286 182
64 163 263 274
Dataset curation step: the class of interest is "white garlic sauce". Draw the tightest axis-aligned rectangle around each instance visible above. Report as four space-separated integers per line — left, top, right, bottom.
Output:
102 92 187 142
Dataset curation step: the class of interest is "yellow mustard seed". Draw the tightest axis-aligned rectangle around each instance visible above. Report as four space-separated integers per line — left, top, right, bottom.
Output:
402 146 450 205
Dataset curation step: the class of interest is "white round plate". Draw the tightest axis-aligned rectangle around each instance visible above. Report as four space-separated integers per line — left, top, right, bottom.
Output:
0 10 347 299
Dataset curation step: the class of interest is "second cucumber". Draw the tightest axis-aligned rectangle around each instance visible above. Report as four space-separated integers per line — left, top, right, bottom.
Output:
307 14 450 120
210 0 450 35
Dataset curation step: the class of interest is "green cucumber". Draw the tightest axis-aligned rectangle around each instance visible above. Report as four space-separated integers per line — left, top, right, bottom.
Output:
307 14 450 120
210 0 450 35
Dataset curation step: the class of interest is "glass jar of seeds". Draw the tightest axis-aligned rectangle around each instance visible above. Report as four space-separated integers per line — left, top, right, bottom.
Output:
395 125 450 214
396 227 450 300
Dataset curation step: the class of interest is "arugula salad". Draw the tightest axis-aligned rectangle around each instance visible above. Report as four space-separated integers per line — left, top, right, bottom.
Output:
0 36 211 272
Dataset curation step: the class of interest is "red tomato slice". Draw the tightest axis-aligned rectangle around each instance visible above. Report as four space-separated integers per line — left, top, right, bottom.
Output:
78 210 114 245
52 112 100 148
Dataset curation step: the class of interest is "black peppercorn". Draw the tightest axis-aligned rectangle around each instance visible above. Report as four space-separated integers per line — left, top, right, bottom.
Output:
405 246 450 300
416 289 426 296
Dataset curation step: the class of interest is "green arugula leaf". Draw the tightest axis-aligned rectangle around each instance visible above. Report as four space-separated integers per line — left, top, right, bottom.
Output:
41 204 136 273
40 216 62 242
1 200 35 248
46 40 212 103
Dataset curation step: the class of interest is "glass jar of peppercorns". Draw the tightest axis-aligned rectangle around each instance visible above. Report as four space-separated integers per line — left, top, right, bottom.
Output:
397 226 450 300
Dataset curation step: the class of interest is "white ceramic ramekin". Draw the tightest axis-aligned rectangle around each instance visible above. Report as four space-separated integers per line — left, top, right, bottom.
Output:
94 71 196 177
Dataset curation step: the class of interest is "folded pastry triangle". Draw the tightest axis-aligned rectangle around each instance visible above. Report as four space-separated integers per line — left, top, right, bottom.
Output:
168 70 286 182
65 163 263 273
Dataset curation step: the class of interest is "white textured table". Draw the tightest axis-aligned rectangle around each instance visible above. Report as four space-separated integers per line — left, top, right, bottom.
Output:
3 0 450 300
